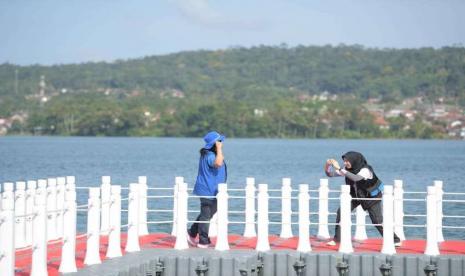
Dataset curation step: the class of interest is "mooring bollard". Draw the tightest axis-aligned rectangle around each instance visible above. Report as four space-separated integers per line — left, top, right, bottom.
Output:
297 184 311 253
0 182 15 276
256 183 270 251
280 178 293 238
125 183 140 252
84 187 101 265
138 176 149 236
317 178 330 239
215 183 229 251
59 188 78 273
243 177 256 237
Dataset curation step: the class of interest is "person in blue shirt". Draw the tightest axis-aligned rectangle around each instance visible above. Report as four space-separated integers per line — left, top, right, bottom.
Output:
188 131 227 248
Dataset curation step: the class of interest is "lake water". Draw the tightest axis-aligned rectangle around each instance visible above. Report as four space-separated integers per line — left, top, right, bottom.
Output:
1 137 465 239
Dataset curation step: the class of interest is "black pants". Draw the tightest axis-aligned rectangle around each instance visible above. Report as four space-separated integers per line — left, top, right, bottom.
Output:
334 200 400 243
189 198 217 245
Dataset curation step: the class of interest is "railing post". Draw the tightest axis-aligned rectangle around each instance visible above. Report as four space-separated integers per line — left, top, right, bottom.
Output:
25 180 37 246
138 176 149 236
354 206 367 241
317 179 330 239
434 180 444 242
84 187 101 265
425 186 440 256
125 183 140 252
31 181 47 276
59 188 77 273
297 184 311 252
15 181 27 248
100 176 111 235
0 182 15 276
393 180 405 241
56 177 66 239
381 185 396 255
47 178 58 241
171 176 183 236
339 185 353 253
280 178 293 238
174 182 188 250
256 184 270 251
215 184 229 251
243 177 256 237
106 185 122 258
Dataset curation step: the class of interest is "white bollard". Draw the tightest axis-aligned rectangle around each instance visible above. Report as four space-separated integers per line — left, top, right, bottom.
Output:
256 184 270 251
125 183 140 252
138 176 149 236
47 178 58 241
84 188 101 265
317 179 330 239
174 182 189 250
56 177 66 239
393 180 406 241
25 180 37 246
100 176 111 235
0 183 15 276
381 185 396 255
15 181 27 248
215 184 229 251
106 185 122 258
354 206 368 241
434 180 444 242
297 184 311 252
171 176 183 236
280 178 293 238
339 185 353 253
59 188 77 273
243 177 256 237
425 186 440 256
31 183 48 276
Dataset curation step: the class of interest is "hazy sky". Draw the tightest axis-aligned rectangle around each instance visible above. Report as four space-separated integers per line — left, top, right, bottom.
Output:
1 0 464 65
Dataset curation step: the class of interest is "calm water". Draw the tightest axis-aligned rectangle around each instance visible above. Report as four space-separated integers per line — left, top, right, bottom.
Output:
1 137 464 239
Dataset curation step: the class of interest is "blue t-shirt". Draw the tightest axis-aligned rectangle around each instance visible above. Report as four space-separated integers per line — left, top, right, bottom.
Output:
193 151 227 196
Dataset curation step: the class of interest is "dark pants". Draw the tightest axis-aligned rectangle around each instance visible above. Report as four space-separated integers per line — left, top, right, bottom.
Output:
334 200 400 243
189 198 217 245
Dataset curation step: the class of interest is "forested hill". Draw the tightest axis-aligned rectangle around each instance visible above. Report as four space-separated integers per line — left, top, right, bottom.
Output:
0 45 464 138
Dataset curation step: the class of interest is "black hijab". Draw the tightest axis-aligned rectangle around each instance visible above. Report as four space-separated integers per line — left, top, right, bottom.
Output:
341 151 372 174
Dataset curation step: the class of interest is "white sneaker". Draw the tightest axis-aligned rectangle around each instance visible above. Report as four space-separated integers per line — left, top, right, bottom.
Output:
326 240 337 246
394 241 402 247
197 243 211 249
187 232 197 246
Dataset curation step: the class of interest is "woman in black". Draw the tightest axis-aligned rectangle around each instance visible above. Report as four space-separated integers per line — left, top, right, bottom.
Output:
324 151 401 246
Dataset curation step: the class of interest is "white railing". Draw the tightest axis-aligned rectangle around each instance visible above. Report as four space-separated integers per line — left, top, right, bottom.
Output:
1 176 464 276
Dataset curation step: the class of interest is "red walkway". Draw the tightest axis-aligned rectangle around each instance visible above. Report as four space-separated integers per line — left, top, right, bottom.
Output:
15 234 465 276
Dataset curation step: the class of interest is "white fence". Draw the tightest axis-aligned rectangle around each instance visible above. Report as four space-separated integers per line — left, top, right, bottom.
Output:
1 176 464 275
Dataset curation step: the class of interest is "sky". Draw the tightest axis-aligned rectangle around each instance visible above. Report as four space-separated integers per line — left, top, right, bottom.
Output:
1 0 464 65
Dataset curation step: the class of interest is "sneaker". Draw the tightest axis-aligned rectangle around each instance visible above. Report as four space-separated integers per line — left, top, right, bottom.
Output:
197 243 211 249
326 240 337 246
394 241 402 247
187 232 197 246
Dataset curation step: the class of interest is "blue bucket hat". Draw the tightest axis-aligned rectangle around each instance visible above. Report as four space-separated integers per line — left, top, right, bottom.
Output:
203 131 225 149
